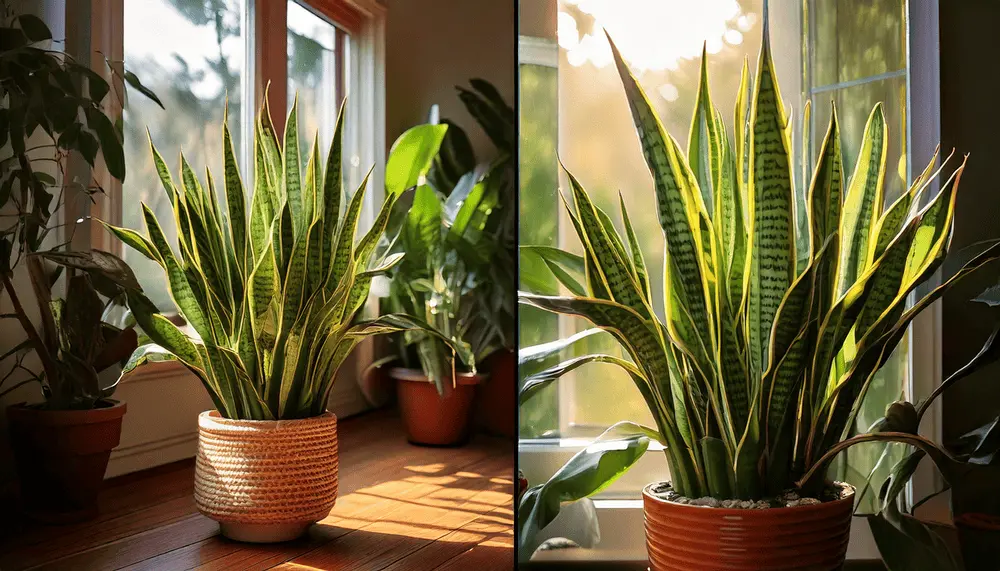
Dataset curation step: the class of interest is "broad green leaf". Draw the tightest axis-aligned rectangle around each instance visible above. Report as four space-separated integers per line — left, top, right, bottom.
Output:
404 185 442 265
518 423 651 561
385 124 449 197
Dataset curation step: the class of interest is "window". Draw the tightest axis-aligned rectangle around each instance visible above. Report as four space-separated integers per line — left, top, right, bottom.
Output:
519 0 937 557
116 0 381 311
122 0 248 310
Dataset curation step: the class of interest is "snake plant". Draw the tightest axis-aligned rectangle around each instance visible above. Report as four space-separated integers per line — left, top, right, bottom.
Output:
83 94 472 420
517 16 1000 554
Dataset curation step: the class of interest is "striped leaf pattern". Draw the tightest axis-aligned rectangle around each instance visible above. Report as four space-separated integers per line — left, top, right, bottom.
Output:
113 97 468 420
518 21 974 505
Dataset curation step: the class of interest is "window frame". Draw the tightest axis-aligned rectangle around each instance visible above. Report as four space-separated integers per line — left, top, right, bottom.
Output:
81 0 387 396
518 0 942 562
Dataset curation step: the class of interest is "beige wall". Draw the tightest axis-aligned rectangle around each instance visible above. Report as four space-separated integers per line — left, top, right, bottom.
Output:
385 0 515 160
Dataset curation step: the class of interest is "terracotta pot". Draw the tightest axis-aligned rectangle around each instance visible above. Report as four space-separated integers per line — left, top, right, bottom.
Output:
392 367 483 446
194 410 339 543
6 400 127 523
477 350 516 438
643 482 855 571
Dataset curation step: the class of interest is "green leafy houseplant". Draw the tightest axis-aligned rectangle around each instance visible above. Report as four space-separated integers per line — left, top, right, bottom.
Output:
68 93 473 421
516 17 999 558
858 289 1000 571
0 11 159 409
382 80 515 392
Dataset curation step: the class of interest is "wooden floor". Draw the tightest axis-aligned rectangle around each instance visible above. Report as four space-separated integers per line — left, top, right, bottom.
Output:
0 410 515 571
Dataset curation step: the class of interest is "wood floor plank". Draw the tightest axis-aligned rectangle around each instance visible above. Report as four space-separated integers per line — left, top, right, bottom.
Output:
377 506 513 571
200 444 505 571
30 515 218 571
273 455 511 571
0 411 514 571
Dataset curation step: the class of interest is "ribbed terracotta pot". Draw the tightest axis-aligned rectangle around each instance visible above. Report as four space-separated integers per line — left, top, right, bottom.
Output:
194 410 339 543
6 401 126 523
392 367 484 446
643 482 855 571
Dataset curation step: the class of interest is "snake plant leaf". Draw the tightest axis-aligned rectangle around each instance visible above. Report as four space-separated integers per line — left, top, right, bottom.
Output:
519 245 587 297
100 221 161 265
385 124 449 197
222 105 247 273
564 167 650 320
321 100 346 262
121 343 182 375
688 43 722 217
519 353 644 406
746 12 796 379
519 327 608 374
838 103 887 294
140 204 214 343
734 57 750 203
715 109 746 311
518 423 652 561
901 160 964 287
348 313 476 370
328 168 372 289
114 101 443 420
871 147 940 261
284 96 305 236
618 193 652 302
607 32 713 358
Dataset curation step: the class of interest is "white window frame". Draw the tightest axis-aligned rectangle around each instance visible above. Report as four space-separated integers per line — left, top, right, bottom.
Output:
518 0 942 562
74 0 386 477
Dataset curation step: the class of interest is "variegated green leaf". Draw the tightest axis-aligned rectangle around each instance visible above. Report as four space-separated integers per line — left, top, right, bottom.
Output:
746 15 796 379
838 103 887 294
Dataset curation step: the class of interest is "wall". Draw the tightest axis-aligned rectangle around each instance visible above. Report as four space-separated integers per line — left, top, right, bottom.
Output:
939 1 1000 441
385 0 515 159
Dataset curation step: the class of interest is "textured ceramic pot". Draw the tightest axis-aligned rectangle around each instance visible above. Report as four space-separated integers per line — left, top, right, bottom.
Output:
194 410 339 543
392 367 484 446
6 401 126 523
643 482 855 571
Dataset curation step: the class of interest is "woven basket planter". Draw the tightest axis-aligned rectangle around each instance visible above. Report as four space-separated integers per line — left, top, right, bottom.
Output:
643 482 855 571
194 410 339 543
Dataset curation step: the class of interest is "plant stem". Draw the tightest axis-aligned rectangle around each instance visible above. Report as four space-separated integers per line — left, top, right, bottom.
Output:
1 273 59 385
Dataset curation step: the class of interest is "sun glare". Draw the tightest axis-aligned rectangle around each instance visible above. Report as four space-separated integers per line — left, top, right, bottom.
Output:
558 0 750 72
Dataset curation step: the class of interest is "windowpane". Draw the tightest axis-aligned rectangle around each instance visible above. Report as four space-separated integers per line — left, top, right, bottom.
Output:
287 1 344 168
519 61 560 438
123 0 246 310
811 0 906 87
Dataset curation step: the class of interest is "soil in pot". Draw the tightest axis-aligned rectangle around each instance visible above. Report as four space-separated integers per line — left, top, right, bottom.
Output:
476 350 516 438
392 368 483 446
643 481 855 571
194 410 339 543
6 400 127 523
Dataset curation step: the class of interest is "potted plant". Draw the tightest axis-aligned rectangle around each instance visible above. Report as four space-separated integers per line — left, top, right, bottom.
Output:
516 15 998 568
60 94 473 543
860 285 1000 571
0 12 156 522
428 80 517 439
